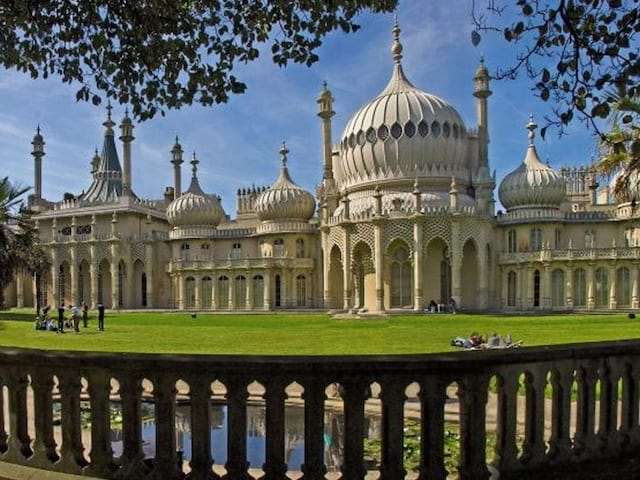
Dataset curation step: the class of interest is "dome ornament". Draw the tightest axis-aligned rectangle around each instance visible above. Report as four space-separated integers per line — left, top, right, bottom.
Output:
527 114 538 146
190 152 199 176
279 141 289 167
391 14 403 65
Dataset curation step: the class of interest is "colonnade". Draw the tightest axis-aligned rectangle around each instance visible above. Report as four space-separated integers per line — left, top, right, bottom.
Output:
502 262 640 310
172 269 314 311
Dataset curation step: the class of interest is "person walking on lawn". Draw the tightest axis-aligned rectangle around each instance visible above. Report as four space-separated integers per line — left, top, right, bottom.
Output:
82 302 89 328
97 303 105 331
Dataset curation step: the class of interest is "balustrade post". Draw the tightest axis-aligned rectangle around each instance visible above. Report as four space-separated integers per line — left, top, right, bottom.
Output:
187 378 217 480
30 372 58 467
223 378 250 480
521 368 547 467
263 379 288 480
418 376 447 480
597 361 620 456
115 376 149 479
148 376 183 480
492 372 519 473
379 380 407 480
620 361 640 449
301 380 327 480
4 372 32 463
458 375 490 480
574 365 598 457
0 374 7 455
85 371 117 477
341 379 368 480
548 366 573 464
56 373 86 474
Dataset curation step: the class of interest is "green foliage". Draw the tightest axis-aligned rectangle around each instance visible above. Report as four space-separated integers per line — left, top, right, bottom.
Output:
472 1 640 137
1 310 639 355
0 1 396 120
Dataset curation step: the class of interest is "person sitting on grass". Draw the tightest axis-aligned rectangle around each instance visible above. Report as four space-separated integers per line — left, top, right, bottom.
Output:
34 316 45 330
428 300 438 313
46 317 57 332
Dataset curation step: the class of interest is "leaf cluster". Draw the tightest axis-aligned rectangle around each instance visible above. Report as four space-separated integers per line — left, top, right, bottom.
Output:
0 1 397 120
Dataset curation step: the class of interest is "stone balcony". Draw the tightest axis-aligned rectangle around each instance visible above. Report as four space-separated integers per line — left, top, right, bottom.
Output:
499 246 640 265
2 341 640 479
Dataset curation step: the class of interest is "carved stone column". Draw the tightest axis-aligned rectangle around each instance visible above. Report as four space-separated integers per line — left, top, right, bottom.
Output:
450 221 462 306
343 227 352 311
229 275 236 310
609 264 617 310
587 263 595 309
178 274 185 310
413 220 423 311
264 272 271 311
194 275 202 310
246 271 253 310
50 248 59 309
478 233 489 310
110 242 120 309
89 246 98 309
145 242 155 308
69 246 78 306
632 262 640 309
321 230 331 308
15 271 24 308
374 221 384 312
543 263 552 309
565 265 574 308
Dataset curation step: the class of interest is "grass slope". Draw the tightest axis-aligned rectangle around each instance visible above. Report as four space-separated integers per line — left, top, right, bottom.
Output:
1 309 639 355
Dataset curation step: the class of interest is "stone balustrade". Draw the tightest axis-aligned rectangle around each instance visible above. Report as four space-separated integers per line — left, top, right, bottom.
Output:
2 341 640 479
168 257 314 272
499 246 640 264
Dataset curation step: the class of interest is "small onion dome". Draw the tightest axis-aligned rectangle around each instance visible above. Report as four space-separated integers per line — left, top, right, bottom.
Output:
166 153 225 227
32 124 44 144
256 142 316 222
498 116 566 211
609 168 640 203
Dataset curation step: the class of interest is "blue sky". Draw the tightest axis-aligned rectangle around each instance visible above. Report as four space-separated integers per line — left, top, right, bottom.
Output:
0 0 600 214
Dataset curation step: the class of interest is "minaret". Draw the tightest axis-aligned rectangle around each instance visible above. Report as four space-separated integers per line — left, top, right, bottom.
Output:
31 125 45 201
474 56 492 168
119 108 135 195
317 81 335 182
171 136 184 200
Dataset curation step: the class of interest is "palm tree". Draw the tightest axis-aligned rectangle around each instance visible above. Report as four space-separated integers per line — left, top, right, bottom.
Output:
0 177 49 309
597 92 640 199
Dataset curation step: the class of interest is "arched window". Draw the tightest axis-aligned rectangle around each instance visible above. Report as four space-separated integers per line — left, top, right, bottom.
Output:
530 228 543 251
253 275 264 308
390 245 412 308
507 271 517 307
185 277 195 309
551 269 565 307
231 242 242 259
235 276 246 308
275 274 282 307
533 269 541 307
218 276 229 309
296 275 306 307
201 276 212 309
573 268 587 307
554 229 562 249
617 267 631 307
274 238 285 258
296 238 305 258
585 230 595 248
507 229 517 253
595 267 609 308
141 273 147 307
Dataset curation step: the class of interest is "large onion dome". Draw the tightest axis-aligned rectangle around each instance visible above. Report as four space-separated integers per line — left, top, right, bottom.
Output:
166 154 225 227
609 168 640 204
336 19 468 192
498 116 566 211
256 143 316 222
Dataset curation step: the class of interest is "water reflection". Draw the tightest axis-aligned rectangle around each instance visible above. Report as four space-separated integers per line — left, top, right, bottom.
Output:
104 401 381 472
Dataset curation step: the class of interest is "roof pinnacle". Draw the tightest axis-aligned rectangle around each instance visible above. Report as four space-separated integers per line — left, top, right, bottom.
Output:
103 101 115 132
191 152 199 176
279 141 289 167
391 15 403 65
527 114 537 146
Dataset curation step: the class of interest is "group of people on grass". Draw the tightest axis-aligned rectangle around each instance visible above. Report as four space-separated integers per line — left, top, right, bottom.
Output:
34 302 106 333
426 298 457 314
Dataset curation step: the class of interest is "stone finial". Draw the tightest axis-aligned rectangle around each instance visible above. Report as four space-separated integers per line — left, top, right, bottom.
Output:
190 152 199 176
103 101 115 133
391 14 403 64
279 141 289 167
527 114 537 146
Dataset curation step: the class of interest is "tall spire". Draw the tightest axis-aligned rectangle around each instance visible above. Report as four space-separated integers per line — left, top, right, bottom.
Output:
380 16 415 96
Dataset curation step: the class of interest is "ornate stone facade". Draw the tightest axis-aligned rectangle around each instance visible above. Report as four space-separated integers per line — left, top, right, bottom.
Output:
5 21 640 314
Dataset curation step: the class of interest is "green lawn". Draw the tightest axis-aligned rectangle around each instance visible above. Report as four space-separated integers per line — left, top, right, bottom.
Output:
0 309 639 355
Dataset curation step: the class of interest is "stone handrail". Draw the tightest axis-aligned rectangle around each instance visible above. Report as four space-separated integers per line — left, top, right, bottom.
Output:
2 340 640 479
499 246 640 264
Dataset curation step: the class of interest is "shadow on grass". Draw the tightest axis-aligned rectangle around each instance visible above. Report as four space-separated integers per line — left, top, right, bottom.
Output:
0 311 35 322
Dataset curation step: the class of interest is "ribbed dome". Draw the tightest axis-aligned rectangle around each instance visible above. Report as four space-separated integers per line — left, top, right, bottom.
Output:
499 116 566 211
256 143 316 222
166 156 225 227
609 168 640 203
336 20 468 192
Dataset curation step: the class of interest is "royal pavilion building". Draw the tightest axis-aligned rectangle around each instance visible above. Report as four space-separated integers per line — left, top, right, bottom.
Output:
4 21 640 314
